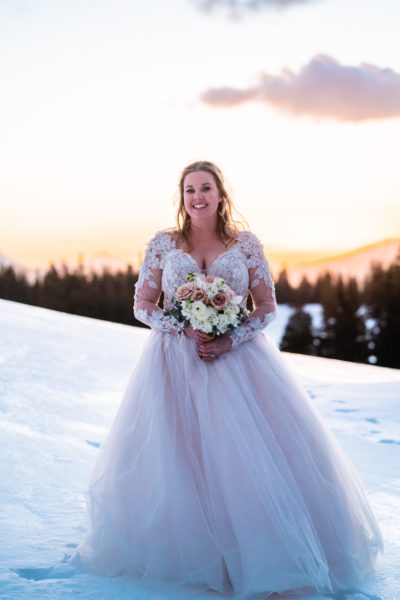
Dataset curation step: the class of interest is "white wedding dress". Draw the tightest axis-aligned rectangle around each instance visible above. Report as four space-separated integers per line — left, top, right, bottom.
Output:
73 229 383 599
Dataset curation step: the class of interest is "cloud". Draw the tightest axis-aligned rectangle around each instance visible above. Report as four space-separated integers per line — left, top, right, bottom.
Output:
194 0 318 15
200 54 400 122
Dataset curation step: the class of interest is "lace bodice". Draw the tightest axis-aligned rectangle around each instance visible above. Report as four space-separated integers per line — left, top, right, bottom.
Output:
133 229 277 348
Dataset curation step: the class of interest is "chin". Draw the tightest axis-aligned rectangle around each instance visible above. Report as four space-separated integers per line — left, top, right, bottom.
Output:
190 210 217 220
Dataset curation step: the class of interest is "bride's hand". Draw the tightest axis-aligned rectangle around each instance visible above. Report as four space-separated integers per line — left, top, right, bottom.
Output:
197 333 232 361
184 326 211 344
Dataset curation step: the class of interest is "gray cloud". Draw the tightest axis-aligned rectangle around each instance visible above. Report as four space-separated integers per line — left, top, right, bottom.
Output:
194 0 318 16
200 54 400 121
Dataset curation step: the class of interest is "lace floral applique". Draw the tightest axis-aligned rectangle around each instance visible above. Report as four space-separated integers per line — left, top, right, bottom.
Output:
228 232 277 349
134 230 176 294
229 311 277 349
134 307 185 335
238 232 277 298
134 231 184 335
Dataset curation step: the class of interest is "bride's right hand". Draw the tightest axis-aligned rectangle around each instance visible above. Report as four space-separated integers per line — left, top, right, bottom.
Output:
184 326 210 344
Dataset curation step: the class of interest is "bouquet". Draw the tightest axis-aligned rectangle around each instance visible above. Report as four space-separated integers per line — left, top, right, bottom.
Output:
165 272 248 339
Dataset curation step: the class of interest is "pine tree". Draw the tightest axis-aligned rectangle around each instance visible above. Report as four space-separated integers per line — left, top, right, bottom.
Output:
280 307 315 355
295 274 314 306
275 268 294 304
367 247 400 368
0 265 31 303
318 275 368 363
42 264 64 311
315 271 337 319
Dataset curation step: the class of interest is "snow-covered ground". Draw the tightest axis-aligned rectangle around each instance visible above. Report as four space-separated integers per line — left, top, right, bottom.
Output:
0 298 399 600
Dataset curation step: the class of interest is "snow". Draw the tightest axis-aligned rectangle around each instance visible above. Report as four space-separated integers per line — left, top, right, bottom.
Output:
0 298 399 600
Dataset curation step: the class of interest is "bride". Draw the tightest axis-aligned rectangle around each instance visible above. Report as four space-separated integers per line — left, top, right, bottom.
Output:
73 160 383 598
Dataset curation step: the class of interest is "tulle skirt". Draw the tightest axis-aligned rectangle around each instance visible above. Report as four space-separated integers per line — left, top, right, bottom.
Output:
73 330 383 599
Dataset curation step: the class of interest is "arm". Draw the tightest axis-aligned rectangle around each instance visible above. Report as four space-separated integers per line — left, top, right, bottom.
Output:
228 233 277 349
133 232 185 335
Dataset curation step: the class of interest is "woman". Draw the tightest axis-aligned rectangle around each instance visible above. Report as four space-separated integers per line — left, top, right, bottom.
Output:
74 160 383 599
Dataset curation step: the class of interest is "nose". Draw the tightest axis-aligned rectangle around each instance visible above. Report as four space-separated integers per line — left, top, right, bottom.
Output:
193 189 204 202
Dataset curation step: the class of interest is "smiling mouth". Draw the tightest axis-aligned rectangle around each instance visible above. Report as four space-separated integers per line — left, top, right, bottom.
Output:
193 204 207 209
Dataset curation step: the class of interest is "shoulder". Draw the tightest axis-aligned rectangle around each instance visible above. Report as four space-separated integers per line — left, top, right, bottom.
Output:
146 228 177 250
236 230 264 254
143 229 177 266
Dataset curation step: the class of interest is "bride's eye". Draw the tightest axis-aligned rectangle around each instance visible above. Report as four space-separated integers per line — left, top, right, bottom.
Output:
185 186 210 193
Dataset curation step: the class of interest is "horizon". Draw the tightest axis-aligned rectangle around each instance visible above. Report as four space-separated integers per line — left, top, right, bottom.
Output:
2 235 399 278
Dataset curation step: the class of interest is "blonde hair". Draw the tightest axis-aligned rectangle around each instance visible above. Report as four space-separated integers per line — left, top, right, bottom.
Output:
175 160 246 251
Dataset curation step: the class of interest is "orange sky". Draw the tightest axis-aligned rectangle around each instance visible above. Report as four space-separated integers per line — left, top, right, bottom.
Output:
1 0 400 270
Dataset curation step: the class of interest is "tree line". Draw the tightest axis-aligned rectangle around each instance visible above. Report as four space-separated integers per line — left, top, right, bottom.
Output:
278 248 400 368
1 248 399 368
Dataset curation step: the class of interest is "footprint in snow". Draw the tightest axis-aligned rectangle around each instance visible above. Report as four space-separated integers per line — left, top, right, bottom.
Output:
14 564 75 581
326 588 382 599
86 440 101 448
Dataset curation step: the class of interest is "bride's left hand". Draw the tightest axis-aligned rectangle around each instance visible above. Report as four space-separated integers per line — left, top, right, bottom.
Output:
197 333 232 362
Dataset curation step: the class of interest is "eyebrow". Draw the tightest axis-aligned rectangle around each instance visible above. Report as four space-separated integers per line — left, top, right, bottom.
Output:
185 182 211 189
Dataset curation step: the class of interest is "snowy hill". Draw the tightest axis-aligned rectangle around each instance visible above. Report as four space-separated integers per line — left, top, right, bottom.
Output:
0 299 399 600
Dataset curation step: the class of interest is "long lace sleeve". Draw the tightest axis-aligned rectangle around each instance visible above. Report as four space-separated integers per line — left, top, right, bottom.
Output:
133 231 185 335
229 232 278 349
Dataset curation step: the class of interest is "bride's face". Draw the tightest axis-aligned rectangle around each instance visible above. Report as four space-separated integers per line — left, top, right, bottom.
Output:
183 170 221 222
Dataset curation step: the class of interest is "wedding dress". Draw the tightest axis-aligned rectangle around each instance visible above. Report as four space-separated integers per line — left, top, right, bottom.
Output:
73 229 383 599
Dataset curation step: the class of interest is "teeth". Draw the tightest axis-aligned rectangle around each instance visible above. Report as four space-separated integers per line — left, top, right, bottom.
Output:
194 204 207 208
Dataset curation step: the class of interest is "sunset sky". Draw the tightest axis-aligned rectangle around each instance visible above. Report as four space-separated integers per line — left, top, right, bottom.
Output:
1 0 399 270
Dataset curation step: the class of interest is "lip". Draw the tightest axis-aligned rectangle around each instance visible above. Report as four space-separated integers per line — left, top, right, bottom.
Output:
193 204 207 209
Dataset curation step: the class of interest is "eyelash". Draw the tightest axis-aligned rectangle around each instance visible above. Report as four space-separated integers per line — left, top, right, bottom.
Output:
186 186 210 193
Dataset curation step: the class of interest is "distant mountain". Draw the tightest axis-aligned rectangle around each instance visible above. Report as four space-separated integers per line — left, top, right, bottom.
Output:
0 254 35 280
57 251 137 278
0 254 47 285
0 254 17 269
283 238 400 286
0 251 138 284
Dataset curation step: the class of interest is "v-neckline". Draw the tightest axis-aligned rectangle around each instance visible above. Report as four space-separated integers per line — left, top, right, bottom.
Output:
167 231 241 275
181 246 235 274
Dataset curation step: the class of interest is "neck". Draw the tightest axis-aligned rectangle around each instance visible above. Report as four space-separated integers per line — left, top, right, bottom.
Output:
189 215 218 241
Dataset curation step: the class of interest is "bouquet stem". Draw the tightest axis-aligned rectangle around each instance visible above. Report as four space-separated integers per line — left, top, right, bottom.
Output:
203 332 216 340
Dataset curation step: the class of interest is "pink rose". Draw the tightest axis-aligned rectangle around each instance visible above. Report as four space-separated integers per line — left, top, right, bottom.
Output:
190 288 207 302
176 282 195 301
210 292 229 310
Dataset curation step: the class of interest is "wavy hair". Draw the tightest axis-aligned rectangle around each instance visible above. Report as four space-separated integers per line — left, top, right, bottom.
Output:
175 160 246 251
